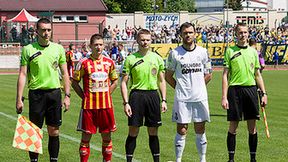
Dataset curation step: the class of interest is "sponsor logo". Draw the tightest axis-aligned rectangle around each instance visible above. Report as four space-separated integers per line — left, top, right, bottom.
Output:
250 63 254 69
52 61 58 70
90 72 108 81
151 67 157 76
181 63 202 74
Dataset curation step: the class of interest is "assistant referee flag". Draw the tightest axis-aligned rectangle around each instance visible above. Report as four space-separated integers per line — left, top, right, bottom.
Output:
12 115 43 154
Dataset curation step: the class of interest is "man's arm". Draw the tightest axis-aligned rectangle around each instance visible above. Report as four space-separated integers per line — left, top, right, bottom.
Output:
71 79 84 99
165 69 176 89
158 71 167 112
255 69 268 106
120 74 132 117
204 73 212 84
16 66 27 114
60 63 71 112
110 78 118 94
221 68 229 110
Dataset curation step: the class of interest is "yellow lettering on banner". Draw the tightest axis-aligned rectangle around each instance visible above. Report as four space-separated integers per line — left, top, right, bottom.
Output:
264 44 288 63
276 45 288 63
151 44 178 58
151 43 288 63
264 45 272 61
284 48 288 63
151 43 232 59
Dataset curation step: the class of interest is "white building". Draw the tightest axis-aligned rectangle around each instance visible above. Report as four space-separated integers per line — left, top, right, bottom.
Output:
241 0 268 11
241 0 288 11
268 0 288 11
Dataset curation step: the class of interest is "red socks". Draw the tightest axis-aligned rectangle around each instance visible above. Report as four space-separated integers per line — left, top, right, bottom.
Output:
79 139 113 162
102 140 112 162
79 140 90 162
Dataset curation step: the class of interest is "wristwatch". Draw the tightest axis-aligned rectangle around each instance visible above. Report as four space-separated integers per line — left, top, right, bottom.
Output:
65 93 71 98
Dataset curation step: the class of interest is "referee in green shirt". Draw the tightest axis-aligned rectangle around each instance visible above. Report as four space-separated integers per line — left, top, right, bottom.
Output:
221 23 267 162
120 29 167 162
16 18 70 162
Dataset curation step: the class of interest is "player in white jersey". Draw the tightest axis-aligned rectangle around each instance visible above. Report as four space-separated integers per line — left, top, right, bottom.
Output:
165 22 212 162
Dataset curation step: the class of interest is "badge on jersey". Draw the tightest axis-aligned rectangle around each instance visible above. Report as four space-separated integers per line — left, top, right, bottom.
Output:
151 67 157 76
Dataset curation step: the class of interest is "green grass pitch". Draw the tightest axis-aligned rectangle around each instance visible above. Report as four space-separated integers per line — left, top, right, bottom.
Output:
0 70 287 162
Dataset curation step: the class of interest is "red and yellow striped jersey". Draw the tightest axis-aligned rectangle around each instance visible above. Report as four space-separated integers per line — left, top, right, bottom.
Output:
66 50 75 77
73 55 118 109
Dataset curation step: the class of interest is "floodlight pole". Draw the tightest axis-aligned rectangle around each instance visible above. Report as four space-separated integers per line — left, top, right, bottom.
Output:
153 0 156 26
226 0 229 27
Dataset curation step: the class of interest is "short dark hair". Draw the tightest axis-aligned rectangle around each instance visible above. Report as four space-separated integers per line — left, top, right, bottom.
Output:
137 29 150 39
234 22 247 32
69 43 74 50
36 18 51 29
90 34 103 44
180 22 195 33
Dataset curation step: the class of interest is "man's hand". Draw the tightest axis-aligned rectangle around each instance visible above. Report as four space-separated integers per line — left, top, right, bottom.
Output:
16 99 23 114
261 95 268 107
63 96 70 112
221 97 229 110
124 104 132 117
161 102 167 113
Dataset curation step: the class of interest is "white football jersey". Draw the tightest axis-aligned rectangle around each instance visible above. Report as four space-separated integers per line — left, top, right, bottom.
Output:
167 45 212 102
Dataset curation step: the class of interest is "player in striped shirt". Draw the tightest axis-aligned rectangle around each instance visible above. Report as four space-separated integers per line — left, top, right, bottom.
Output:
66 43 75 78
72 34 118 162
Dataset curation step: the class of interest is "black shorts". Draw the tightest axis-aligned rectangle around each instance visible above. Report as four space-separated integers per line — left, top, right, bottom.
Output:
227 86 260 121
29 88 62 128
128 90 162 127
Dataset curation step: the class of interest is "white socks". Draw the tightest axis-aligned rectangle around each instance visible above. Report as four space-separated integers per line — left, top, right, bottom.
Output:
175 133 186 162
175 133 207 162
196 133 207 162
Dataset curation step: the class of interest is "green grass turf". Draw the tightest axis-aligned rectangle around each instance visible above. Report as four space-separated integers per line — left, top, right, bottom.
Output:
0 70 287 162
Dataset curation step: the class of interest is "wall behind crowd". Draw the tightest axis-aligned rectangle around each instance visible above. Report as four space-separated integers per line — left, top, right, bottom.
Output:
106 10 287 31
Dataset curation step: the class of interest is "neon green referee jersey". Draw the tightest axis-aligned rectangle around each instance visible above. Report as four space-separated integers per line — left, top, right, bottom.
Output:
122 51 165 90
20 42 66 90
223 45 260 86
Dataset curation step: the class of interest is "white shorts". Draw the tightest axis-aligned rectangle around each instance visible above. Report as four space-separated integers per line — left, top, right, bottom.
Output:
111 54 117 61
172 100 210 123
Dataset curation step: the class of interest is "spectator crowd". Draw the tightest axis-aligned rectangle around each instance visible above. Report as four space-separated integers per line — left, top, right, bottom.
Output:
102 23 288 44
64 41 129 78
0 24 36 45
1 23 287 45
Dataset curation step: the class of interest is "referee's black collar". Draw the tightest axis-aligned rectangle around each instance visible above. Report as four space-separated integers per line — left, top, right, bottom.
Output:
236 45 248 49
182 45 196 52
38 42 50 48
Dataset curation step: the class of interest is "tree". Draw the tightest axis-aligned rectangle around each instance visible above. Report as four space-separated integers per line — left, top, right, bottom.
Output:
225 0 243 11
119 0 154 13
103 0 193 13
103 0 122 13
164 0 195 13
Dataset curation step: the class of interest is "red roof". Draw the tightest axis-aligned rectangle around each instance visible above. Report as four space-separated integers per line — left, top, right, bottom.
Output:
7 8 39 22
0 0 107 12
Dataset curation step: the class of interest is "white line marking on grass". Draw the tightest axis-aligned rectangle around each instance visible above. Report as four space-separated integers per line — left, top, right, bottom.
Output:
0 111 140 162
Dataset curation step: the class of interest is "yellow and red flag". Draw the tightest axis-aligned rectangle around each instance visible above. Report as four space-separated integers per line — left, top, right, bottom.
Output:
12 115 43 154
